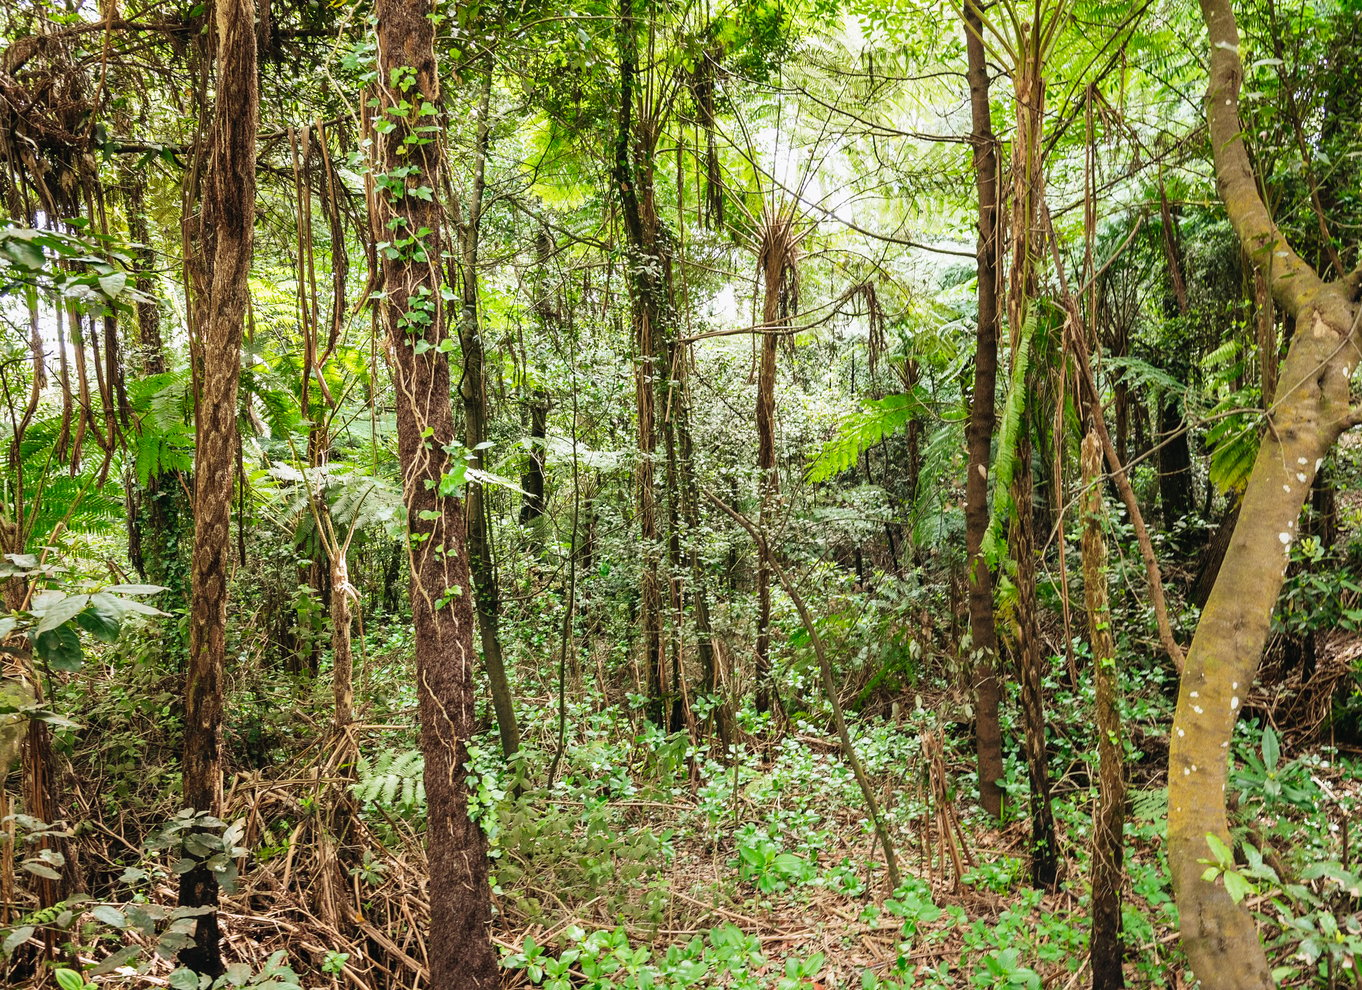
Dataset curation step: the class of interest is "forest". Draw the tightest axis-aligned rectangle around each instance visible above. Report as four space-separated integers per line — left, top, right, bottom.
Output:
0 0 1360 986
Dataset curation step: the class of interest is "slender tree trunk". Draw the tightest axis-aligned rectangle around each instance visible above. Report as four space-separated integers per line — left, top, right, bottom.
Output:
177 0 258 976
368 0 498 983
962 0 1005 819
1007 25 1061 891
614 0 668 726
1011 443 1061 889
1082 432 1125 990
754 256 779 716
1168 0 1362 983
456 72 521 761
518 390 548 526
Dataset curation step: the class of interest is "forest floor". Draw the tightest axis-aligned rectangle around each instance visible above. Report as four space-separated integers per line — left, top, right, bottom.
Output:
13 630 1362 989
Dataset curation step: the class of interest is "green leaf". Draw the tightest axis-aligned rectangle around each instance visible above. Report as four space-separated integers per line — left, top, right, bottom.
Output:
90 905 126 928
1223 868 1254 903
34 593 89 634
1261 727 1280 772
53 969 88 990
1204 833 1233 868
75 595 123 643
34 625 84 672
1 925 34 957
102 584 166 596
98 270 127 298
168 967 202 990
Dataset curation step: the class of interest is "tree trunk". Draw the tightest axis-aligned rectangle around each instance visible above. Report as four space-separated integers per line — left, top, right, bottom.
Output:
177 0 258 976
1011 443 1061 889
962 0 1005 819
1081 432 1125 990
368 0 499 983
614 0 668 726
754 243 780 716
456 72 521 762
1168 0 1362 983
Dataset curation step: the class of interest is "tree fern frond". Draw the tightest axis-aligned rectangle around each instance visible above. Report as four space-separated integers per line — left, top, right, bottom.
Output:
807 388 931 483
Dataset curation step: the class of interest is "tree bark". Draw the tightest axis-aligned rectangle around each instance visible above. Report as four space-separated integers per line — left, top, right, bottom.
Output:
962 0 1005 819
1167 0 1362 984
177 0 258 976
614 0 668 726
368 0 499 983
1081 432 1125 990
456 71 521 762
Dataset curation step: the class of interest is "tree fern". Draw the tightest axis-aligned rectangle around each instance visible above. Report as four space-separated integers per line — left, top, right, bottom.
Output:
807 388 931 483
351 748 426 812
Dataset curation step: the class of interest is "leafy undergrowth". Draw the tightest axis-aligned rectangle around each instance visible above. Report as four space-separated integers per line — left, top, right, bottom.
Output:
5 637 1361 988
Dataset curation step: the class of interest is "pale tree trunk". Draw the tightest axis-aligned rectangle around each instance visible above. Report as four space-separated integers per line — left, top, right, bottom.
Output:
962 0 1005 819
1167 0 1362 985
368 0 498 983
1081 432 1125 990
177 0 257 976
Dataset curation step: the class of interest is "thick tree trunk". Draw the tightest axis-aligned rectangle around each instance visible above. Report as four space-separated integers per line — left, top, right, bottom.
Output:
368 0 499 984
962 0 1005 819
1168 0 1362 984
177 0 257 976
457 73 521 761
1081 432 1125 990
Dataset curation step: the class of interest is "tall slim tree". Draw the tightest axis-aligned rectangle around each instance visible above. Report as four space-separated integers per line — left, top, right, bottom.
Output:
1167 0 1361 984
178 0 258 975
368 0 499 983
962 0 1006 820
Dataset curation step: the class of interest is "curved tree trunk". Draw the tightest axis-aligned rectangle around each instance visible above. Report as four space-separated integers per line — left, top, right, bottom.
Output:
1168 0 1362 984
368 0 499 983
962 0 1005 819
177 0 257 975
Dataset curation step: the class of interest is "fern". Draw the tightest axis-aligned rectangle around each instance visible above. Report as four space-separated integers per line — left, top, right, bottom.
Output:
351 748 426 811
909 414 967 548
807 388 930 483
980 309 1039 565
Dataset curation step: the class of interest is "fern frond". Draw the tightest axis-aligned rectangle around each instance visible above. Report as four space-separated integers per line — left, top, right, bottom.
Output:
807 388 931 483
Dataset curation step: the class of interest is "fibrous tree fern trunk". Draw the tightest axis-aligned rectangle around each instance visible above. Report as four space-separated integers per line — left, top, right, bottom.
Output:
368 0 498 982
754 211 796 717
178 0 258 974
614 0 671 727
1167 0 1362 985
1005 12 1060 891
1081 431 1125 990
962 0 1005 819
